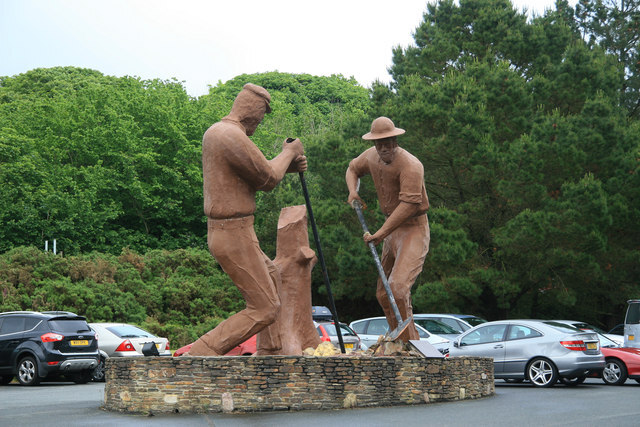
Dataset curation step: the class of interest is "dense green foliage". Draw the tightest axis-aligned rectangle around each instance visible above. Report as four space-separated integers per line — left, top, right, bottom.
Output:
0 68 205 254
575 0 640 118
0 246 242 348
1 0 639 343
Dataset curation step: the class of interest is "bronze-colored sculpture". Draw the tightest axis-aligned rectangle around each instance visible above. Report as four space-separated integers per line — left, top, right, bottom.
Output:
187 83 306 356
345 117 430 343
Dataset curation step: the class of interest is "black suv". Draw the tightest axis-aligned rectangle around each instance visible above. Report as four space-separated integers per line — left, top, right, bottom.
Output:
0 311 99 386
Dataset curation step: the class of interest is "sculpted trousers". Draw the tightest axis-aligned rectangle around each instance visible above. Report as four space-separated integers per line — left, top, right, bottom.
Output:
376 214 430 342
189 216 282 355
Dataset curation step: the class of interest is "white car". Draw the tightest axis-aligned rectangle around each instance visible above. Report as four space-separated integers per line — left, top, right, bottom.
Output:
413 313 488 334
349 316 449 352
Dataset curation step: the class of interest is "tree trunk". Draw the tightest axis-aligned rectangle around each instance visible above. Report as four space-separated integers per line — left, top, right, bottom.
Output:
256 205 321 355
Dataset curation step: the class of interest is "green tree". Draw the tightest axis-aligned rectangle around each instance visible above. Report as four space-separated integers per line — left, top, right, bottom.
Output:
0 67 205 254
575 0 640 117
378 0 640 327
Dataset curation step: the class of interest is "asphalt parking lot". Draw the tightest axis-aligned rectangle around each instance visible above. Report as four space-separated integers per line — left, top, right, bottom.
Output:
2 378 640 427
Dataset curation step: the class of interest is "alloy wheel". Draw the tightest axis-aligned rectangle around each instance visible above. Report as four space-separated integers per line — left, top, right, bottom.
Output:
17 357 40 386
528 358 557 387
603 359 627 385
91 358 106 382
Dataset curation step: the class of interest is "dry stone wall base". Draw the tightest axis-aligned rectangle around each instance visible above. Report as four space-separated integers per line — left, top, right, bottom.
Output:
103 356 494 414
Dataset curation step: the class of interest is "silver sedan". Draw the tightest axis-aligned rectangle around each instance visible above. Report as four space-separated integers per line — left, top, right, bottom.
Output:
448 319 605 387
315 321 362 352
89 323 171 381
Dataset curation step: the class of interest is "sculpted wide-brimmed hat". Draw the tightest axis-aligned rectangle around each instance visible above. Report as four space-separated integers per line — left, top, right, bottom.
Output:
362 116 405 140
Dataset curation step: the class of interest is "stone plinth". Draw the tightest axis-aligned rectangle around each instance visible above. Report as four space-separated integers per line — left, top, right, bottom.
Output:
103 356 494 414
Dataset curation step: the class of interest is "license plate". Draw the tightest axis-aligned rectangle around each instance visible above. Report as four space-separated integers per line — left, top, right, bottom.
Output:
70 340 89 346
587 342 597 350
344 343 354 349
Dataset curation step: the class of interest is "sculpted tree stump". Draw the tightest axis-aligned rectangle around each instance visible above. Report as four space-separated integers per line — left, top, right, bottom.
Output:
256 205 321 355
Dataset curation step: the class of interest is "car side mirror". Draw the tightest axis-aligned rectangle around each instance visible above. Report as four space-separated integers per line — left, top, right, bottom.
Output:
453 341 459 348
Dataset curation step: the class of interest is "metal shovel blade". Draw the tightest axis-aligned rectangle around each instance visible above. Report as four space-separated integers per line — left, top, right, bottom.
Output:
386 316 413 341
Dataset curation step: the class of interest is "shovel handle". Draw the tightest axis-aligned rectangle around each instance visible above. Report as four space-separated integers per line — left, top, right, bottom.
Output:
289 139 345 353
352 200 405 327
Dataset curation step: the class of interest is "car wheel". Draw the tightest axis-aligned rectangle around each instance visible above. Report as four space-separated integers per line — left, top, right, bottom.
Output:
559 376 586 386
91 357 106 382
603 358 628 385
0 375 14 385
527 357 558 387
17 356 41 386
72 370 93 384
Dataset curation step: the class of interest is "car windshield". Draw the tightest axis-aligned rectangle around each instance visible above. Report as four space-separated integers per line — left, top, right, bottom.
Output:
414 318 459 335
321 323 356 337
465 317 488 327
542 321 585 333
416 325 430 338
598 333 620 348
609 324 624 335
571 322 608 335
106 324 155 338
48 319 91 333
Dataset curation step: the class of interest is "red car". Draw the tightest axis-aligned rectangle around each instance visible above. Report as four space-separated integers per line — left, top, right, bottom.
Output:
595 346 640 385
172 335 256 357
583 332 640 385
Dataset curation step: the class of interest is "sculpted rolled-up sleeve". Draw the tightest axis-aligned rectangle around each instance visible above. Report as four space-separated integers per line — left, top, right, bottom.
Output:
398 163 424 204
225 134 278 190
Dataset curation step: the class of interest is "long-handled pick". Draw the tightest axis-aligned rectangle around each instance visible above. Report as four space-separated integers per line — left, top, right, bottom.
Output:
351 194 412 341
287 138 345 353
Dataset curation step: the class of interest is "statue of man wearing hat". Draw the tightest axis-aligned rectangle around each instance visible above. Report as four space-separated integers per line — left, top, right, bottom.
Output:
186 83 307 356
345 116 430 343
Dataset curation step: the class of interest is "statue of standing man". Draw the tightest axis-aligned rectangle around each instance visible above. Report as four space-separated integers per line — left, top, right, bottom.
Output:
187 83 307 356
346 117 430 343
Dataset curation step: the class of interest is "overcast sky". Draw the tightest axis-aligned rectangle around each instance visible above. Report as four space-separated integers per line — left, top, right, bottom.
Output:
1 0 570 97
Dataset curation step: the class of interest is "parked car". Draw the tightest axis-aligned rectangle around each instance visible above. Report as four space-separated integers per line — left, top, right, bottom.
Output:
554 320 624 346
412 315 463 341
311 306 333 321
315 321 362 352
89 323 171 382
349 316 450 352
413 314 487 334
448 320 605 387
552 320 640 385
172 335 257 357
598 336 640 385
623 299 640 348
0 311 99 386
